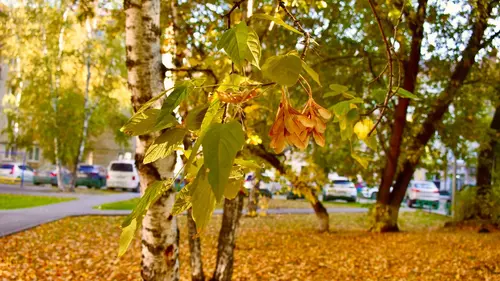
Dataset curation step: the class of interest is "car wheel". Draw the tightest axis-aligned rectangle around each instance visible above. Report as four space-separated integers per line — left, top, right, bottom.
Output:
407 198 414 208
371 192 377 200
134 184 140 193
323 195 329 202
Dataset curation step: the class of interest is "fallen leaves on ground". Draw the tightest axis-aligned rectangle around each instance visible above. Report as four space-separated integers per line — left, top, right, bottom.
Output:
0 212 499 280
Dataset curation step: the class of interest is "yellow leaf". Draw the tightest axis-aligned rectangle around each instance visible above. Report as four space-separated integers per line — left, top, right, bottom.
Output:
353 119 374 140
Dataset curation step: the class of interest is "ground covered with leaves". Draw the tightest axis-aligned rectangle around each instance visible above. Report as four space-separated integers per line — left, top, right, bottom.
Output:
1 212 499 280
95 197 367 210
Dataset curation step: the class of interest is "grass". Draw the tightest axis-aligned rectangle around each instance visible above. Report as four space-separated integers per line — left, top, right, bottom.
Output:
94 197 140 210
94 197 370 210
0 194 76 209
2 212 498 281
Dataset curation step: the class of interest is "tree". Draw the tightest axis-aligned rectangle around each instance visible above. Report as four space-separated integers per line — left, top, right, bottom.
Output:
123 0 179 279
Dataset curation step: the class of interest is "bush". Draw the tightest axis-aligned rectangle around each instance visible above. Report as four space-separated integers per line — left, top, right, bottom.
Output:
455 185 500 224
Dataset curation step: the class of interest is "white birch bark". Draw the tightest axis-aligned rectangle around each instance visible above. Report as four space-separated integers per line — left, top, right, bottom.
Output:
125 0 179 279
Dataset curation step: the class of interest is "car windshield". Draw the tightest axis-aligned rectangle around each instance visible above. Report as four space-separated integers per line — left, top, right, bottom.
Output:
79 165 95 173
333 180 355 188
414 182 436 189
19 165 33 171
0 164 14 169
110 163 133 172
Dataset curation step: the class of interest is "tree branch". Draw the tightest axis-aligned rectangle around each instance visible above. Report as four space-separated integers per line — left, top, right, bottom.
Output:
278 1 311 59
165 67 219 84
367 0 394 136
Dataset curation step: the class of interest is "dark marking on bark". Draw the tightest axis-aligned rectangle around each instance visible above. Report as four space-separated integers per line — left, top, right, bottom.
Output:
142 239 164 256
167 214 173 221
123 0 141 10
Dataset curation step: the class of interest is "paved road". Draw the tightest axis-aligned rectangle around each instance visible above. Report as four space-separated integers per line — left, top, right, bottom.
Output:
0 184 447 237
0 184 138 237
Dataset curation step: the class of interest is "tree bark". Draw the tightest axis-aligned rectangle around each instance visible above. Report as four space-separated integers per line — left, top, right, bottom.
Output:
475 105 500 219
124 0 179 279
384 0 493 230
373 0 428 230
51 5 71 192
187 208 205 281
70 37 93 192
247 180 259 217
211 193 244 281
311 199 329 232
247 144 329 232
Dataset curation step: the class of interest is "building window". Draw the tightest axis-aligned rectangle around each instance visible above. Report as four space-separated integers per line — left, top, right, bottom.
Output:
4 146 16 160
27 146 40 162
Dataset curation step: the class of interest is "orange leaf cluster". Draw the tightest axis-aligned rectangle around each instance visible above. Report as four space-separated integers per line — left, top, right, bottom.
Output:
269 89 331 153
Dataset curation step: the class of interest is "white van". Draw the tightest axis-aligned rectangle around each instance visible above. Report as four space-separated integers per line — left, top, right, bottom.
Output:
106 160 140 192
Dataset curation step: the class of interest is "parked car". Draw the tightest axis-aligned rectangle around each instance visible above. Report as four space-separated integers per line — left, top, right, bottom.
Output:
33 165 72 186
106 160 140 192
405 180 440 209
0 163 35 182
75 165 107 188
286 191 305 200
361 186 379 199
323 177 357 202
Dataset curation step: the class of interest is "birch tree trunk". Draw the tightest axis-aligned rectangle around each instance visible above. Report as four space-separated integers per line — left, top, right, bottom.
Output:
124 0 179 279
52 4 71 191
187 208 205 281
211 193 244 281
70 52 92 192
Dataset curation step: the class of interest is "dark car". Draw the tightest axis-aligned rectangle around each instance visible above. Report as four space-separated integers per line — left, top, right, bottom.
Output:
245 188 274 199
75 165 107 188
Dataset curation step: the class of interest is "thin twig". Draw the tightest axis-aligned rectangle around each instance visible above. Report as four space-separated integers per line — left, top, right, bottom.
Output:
278 1 311 59
165 67 219 84
366 0 396 137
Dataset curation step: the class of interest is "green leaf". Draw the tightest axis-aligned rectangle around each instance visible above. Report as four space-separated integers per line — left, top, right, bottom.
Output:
157 82 193 124
217 21 259 68
224 179 242 199
246 27 261 68
351 153 369 169
329 84 348 93
120 180 172 256
331 101 352 117
121 109 178 136
118 218 137 257
323 91 341 98
203 121 245 202
346 109 360 122
396 88 419 99
364 134 378 151
372 89 386 103
340 124 353 141
302 61 321 86
172 183 193 215
234 158 262 170
122 180 173 228
184 98 224 175
144 128 187 164
186 105 209 131
217 74 249 92
129 89 169 116
251 14 303 35
262 53 302 86
191 167 217 233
